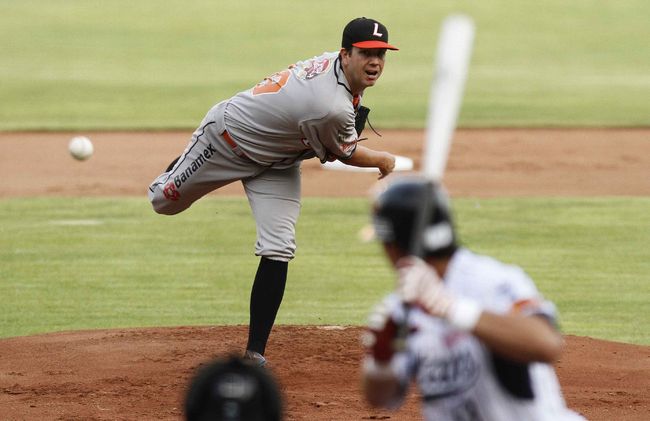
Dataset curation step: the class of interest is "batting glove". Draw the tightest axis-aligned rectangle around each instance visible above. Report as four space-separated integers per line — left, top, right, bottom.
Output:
397 256 483 331
361 300 406 365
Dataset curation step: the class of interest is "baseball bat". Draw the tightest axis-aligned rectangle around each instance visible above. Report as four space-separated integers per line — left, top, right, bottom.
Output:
409 14 475 256
398 15 475 342
422 14 475 183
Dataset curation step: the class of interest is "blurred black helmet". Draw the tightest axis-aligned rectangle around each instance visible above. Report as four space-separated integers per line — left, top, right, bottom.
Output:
185 355 282 421
372 175 457 257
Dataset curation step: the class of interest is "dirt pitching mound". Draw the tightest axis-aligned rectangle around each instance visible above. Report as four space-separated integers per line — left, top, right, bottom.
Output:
1 327 649 420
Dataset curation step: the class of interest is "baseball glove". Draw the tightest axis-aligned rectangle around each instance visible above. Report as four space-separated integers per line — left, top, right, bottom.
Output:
355 105 371 135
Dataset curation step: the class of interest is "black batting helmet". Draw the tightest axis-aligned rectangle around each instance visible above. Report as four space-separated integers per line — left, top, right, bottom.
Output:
185 355 282 421
372 175 457 257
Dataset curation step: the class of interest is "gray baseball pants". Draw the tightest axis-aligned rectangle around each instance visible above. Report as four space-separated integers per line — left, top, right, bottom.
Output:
148 103 301 262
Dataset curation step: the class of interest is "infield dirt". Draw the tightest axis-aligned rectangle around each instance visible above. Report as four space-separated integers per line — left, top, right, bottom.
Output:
0 129 649 420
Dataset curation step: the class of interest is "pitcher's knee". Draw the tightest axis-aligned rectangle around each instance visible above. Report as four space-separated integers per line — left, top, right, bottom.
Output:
255 240 296 262
151 199 183 215
148 185 187 215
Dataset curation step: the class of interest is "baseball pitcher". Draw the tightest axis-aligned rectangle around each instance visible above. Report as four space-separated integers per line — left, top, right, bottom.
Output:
361 176 586 420
148 18 398 366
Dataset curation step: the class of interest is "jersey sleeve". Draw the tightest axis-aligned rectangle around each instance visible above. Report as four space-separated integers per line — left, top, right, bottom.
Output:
488 267 558 325
299 108 358 162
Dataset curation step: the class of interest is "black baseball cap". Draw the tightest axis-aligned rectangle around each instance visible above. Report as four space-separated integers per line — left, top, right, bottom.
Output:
342 17 399 51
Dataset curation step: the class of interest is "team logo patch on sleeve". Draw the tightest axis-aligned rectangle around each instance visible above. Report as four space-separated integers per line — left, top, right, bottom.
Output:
295 57 332 80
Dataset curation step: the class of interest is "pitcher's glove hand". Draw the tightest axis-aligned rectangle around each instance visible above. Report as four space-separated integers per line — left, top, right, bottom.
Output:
355 105 371 136
397 256 483 331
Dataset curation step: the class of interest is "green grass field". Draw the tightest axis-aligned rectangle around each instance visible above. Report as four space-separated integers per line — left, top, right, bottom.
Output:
1 0 649 129
1 197 648 344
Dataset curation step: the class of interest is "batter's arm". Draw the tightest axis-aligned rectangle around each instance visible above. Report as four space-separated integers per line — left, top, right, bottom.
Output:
342 145 396 179
398 257 564 364
472 312 564 363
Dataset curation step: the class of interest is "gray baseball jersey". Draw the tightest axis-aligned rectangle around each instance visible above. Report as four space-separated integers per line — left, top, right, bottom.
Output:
225 51 359 167
148 51 361 261
380 248 585 421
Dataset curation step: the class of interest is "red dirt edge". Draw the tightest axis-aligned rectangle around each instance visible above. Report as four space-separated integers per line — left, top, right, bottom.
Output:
0 327 648 420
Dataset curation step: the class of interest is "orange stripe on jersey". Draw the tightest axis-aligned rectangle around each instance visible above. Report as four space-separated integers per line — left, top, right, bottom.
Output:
252 69 291 95
352 95 360 109
509 298 541 315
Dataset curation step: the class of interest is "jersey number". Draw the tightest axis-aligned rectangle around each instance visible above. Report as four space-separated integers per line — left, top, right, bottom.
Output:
252 69 290 95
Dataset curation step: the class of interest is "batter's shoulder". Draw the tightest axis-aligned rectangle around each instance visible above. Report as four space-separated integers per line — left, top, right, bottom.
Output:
456 249 529 279
449 249 538 298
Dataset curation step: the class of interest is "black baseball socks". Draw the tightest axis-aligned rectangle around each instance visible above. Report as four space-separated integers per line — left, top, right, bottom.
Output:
246 257 288 356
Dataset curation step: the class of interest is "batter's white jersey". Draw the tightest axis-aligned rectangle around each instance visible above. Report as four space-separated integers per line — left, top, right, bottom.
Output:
382 248 586 421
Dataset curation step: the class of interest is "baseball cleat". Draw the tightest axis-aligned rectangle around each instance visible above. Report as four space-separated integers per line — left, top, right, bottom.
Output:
243 350 267 367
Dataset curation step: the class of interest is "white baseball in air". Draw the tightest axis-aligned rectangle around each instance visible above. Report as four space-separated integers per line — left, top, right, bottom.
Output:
68 136 94 161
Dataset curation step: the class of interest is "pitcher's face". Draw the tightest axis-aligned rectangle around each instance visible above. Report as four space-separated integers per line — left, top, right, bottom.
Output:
340 47 386 95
